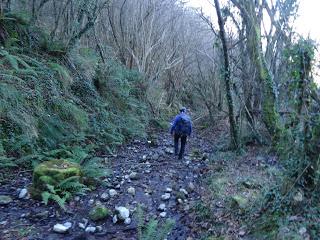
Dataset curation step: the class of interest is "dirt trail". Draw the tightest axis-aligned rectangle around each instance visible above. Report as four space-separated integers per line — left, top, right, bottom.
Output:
0 131 214 240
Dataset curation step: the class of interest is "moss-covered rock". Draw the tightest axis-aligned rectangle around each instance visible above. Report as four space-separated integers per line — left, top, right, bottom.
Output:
230 195 248 210
89 205 110 221
0 195 13 205
30 159 81 199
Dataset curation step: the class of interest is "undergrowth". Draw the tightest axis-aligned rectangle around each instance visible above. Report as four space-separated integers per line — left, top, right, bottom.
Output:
0 13 148 170
137 206 175 240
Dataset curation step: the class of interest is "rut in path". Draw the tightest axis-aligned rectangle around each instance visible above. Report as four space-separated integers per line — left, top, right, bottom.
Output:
0 131 213 240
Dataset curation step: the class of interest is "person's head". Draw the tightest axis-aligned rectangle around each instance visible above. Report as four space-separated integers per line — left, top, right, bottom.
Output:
179 107 186 113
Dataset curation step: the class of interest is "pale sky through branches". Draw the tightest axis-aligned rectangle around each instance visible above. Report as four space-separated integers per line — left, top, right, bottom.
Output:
187 0 320 85
187 0 320 41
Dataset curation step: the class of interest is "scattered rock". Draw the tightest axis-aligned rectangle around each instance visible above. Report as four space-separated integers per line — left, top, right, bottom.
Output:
0 221 7 226
113 215 118 224
293 191 304 203
151 153 160 160
129 172 140 180
124 217 132 225
53 223 70 233
161 193 171 200
188 182 195 192
100 192 109 201
165 188 173 193
0 195 12 205
115 206 130 220
239 230 246 236
74 196 80 201
96 226 103 232
18 188 28 199
158 203 166 211
177 198 183 204
88 199 95 205
183 205 190 211
85 226 96 233
288 216 299 222
179 188 189 196
165 148 174 154
159 212 167 218
127 187 136 196
89 205 110 221
109 189 118 197
299 227 307 235
78 222 86 229
63 222 72 229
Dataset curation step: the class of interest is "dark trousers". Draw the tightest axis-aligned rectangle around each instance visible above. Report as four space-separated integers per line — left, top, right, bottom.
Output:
174 134 187 159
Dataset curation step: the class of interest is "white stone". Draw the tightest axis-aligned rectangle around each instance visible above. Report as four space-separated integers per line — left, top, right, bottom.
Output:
109 189 117 197
96 226 103 232
180 188 189 196
158 203 166 211
159 212 167 218
53 223 69 233
63 222 72 229
299 227 307 235
18 188 28 199
127 187 136 195
74 196 80 201
124 218 131 225
165 148 174 154
161 193 171 200
188 182 195 191
129 172 139 180
85 226 96 233
88 199 94 205
113 215 118 224
177 199 183 204
78 223 86 229
165 188 172 193
116 206 130 220
142 155 147 160
100 192 109 200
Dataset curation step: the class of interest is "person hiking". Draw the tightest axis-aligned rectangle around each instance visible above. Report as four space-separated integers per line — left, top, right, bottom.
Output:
170 107 192 159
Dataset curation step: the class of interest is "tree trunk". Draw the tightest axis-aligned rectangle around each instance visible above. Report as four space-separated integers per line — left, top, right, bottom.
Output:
232 0 282 143
214 0 239 149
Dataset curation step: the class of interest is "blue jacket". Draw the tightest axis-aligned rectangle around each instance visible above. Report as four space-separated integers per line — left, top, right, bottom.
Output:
170 113 192 136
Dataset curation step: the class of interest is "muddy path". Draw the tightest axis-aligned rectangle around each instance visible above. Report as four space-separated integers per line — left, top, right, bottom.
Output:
0 131 214 240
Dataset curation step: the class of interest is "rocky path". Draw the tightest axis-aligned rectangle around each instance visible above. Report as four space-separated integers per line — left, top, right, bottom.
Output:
0 131 213 240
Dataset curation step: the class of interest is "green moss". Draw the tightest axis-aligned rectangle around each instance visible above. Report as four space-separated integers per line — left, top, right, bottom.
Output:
30 159 81 199
89 205 110 221
230 195 248 209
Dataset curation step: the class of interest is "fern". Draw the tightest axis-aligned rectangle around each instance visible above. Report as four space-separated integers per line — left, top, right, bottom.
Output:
0 156 17 168
41 191 51 205
40 176 89 210
48 62 72 88
137 205 175 240
58 176 89 195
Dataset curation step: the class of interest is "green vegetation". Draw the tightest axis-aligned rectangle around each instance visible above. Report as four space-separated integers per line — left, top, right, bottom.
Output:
89 205 110 221
137 206 175 240
0 13 148 168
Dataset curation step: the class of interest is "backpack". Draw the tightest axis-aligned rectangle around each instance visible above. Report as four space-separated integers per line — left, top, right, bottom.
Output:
176 115 191 136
